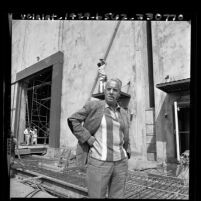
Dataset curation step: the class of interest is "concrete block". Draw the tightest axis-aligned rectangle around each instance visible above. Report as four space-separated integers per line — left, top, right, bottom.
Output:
146 124 155 134
147 153 156 161
15 148 30 155
146 135 156 143
38 162 64 172
145 109 154 124
128 156 158 171
146 143 156 153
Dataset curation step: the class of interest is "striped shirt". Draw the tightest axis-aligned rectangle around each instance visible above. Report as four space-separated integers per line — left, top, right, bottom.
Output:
89 103 127 161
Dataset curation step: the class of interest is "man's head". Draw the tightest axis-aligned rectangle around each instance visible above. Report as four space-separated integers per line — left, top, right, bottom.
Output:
104 78 122 107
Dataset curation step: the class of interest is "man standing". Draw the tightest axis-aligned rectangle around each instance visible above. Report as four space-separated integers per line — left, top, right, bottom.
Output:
67 78 131 198
31 127 38 145
24 126 31 145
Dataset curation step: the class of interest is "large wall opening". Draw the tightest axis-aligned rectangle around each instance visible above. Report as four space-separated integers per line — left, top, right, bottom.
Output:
24 67 52 145
14 51 63 148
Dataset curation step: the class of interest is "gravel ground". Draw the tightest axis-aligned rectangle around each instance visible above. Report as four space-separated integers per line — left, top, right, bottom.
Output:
10 177 56 198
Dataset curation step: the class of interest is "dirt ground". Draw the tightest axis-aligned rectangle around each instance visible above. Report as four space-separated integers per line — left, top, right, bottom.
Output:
10 177 56 198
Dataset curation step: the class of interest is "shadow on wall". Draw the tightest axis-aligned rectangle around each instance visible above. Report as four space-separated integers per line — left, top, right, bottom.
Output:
155 94 177 163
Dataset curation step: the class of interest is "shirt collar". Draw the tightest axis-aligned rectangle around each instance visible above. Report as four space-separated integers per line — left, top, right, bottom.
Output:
105 101 121 110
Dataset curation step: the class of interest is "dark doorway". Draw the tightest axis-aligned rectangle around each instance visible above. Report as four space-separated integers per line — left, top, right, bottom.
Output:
178 105 190 154
24 67 52 145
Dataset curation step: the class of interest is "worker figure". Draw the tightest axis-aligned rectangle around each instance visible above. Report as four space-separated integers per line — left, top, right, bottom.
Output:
97 59 107 93
68 78 131 198
24 127 31 145
31 127 38 145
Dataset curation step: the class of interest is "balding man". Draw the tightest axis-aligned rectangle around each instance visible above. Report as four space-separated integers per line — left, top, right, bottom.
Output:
67 78 131 198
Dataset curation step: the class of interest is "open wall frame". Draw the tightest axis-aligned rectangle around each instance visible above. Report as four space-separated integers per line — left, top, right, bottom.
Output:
13 51 64 148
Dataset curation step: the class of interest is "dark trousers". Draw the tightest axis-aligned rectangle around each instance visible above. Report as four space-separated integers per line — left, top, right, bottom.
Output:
86 157 128 198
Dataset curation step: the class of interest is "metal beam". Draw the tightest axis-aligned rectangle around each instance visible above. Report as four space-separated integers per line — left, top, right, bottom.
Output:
27 81 51 91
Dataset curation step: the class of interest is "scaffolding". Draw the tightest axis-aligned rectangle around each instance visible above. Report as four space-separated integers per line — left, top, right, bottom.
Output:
25 68 52 145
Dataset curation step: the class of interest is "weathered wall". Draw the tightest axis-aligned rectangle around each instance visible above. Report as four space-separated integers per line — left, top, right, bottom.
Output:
12 20 61 82
12 21 150 159
151 21 191 162
59 21 149 158
11 20 61 137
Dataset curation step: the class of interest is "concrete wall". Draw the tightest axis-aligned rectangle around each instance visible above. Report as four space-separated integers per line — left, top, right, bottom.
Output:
12 20 61 82
59 21 149 157
151 21 191 162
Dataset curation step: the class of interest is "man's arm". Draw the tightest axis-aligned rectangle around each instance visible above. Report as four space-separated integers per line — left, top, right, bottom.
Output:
67 101 93 144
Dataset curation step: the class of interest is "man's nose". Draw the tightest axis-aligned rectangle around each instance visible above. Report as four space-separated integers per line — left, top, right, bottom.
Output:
109 89 114 94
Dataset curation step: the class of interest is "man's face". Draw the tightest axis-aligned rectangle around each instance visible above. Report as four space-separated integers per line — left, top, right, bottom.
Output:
104 80 121 106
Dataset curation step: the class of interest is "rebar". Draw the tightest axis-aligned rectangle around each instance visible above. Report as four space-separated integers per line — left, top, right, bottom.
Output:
12 156 189 199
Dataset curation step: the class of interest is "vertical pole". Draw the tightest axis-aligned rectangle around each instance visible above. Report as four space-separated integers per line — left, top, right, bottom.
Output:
49 62 63 148
11 83 16 127
146 21 155 108
25 89 30 127
174 101 180 161
31 83 34 125
14 83 22 141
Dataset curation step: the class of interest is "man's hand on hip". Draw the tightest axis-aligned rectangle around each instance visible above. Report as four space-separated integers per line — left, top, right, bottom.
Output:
87 136 96 147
